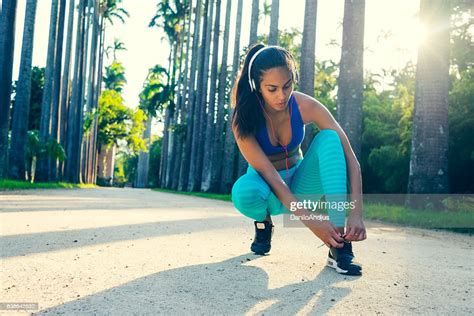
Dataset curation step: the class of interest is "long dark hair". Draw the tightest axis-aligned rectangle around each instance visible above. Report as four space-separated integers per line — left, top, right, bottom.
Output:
231 43 299 139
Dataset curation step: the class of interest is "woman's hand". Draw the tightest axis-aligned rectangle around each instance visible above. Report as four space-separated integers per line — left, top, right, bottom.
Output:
343 212 366 241
302 218 345 248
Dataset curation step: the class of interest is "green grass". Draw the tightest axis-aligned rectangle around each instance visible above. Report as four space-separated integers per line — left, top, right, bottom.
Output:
0 179 96 190
153 188 473 234
363 202 473 233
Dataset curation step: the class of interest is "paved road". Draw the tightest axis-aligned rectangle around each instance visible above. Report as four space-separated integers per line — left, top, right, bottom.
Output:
0 188 472 315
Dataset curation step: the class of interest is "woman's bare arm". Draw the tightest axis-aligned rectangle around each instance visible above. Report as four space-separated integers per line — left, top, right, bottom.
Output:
296 92 366 241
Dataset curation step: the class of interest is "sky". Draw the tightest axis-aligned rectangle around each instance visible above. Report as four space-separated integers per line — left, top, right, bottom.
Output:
12 0 421 136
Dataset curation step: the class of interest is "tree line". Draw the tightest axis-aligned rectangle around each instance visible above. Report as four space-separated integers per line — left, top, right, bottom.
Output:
0 0 472 197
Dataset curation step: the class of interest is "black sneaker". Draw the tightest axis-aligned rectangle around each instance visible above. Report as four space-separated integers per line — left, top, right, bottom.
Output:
327 240 362 275
250 220 274 255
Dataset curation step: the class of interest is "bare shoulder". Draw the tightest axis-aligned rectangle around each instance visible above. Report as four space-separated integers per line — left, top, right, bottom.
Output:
292 91 323 125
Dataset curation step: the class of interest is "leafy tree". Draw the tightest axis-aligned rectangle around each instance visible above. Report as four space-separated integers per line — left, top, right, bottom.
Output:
448 67 474 193
94 89 146 151
10 66 44 132
361 64 415 193
256 28 302 69
103 61 127 92
26 130 65 183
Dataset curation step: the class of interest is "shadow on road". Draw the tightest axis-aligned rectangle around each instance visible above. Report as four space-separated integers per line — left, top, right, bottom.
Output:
35 253 357 315
0 216 235 259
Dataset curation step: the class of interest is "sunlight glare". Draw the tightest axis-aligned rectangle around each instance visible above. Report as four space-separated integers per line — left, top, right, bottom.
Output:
397 19 428 49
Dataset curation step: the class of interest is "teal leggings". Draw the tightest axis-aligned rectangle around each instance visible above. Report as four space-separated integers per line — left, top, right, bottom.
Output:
231 129 348 227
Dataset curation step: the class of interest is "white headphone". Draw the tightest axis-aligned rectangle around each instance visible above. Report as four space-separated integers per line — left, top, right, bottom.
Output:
247 46 277 92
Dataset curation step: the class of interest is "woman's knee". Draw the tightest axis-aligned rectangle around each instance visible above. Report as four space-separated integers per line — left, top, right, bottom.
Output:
308 129 343 155
314 129 340 144
231 174 270 212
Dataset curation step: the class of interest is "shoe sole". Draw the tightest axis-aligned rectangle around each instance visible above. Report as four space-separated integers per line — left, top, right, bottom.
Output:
251 246 270 255
327 258 362 275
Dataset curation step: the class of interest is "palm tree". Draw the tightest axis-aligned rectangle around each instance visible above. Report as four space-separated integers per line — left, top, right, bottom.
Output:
249 0 259 45
220 0 243 193
336 0 365 161
8 0 38 180
103 62 127 91
105 38 127 61
171 0 193 190
201 0 221 192
83 0 102 184
149 0 188 188
300 0 318 154
179 0 202 191
407 0 450 196
268 0 279 45
136 65 169 188
36 0 59 182
262 0 271 25
63 0 128 183
49 0 66 181
168 4 191 190
188 0 212 191
65 0 86 183
236 0 261 177
0 0 18 178
58 0 76 180
192 0 216 191
163 2 189 189
211 0 232 193
77 0 94 184
91 0 129 183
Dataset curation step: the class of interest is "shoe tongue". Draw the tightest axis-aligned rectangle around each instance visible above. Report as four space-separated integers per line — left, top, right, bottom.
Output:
256 222 266 229
342 241 353 254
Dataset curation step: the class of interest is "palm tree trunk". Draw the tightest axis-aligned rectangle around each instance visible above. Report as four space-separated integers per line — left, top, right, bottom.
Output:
91 14 106 183
37 0 59 182
58 0 75 180
158 45 174 188
84 0 100 184
49 0 66 181
179 0 202 191
407 0 450 197
188 0 211 191
158 45 175 188
65 0 86 183
165 36 181 188
196 0 214 191
336 0 365 161
249 0 259 45
201 0 221 192
79 0 93 183
8 0 37 180
135 115 152 188
171 1 193 190
268 0 279 45
0 0 18 178
220 0 243 193
211 0 231 193
167 8 191 190
77 0 93 183
300 0 318 154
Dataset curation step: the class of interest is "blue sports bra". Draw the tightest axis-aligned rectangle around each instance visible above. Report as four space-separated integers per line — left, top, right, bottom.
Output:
255 94 305 156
